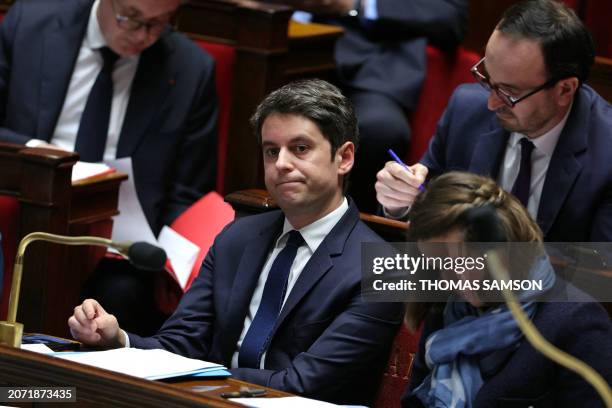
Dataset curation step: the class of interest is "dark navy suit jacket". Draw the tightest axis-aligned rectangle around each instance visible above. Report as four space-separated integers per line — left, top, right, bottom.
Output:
421 83 612 242
403 298 612 407
129 201 403 405
318 0 468 110
0 0 218 234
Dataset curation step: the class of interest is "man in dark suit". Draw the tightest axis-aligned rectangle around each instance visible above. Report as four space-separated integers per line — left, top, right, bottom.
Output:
285 0 468 212
0 0 218 235
69 79 403 405
375 0 612 242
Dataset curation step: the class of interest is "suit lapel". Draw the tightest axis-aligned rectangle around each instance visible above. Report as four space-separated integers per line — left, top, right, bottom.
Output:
219 214 283 362
37 0 92 140
116 36 174 156
468 119 509 179
537 93 588 235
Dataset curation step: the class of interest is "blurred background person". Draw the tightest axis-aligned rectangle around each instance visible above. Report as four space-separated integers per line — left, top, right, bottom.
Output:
278 0 468 212
402 171 612 407
375 0 612 242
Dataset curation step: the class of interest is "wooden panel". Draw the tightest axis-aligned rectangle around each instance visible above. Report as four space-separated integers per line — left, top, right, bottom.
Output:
0 143 126 337
589 56 612 102
0 345 243 407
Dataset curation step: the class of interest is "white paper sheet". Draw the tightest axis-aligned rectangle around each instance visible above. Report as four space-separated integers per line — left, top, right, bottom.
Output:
71 161 114 183
54 348 223 380
20 343 54 354
107 157 157 245
232 397 344 407
158 226 199 290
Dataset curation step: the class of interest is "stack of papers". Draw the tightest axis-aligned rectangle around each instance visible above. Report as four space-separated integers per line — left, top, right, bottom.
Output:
54 348 229 380
232 397 353 407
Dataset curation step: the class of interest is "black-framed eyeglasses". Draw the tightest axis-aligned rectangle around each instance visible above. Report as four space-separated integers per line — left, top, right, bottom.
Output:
110 0 175 36
470 57 559 108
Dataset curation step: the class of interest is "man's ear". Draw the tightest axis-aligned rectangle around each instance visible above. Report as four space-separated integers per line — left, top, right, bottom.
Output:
336 141 355 176
556 77 579 107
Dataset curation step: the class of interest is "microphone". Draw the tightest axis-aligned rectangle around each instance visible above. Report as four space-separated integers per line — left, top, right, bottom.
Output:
0 232 166 347
127 242 167 271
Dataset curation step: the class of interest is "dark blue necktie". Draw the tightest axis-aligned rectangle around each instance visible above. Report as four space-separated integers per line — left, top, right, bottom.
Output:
239 230 305 368
74 47 119 162
511 137 535 208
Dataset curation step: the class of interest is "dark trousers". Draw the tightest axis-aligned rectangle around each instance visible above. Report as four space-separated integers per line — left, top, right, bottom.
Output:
346 90 411 213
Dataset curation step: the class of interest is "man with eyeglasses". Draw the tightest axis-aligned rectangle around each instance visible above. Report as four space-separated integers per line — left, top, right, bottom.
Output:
0 0 217 334
375 0 612 242
0 0 218 236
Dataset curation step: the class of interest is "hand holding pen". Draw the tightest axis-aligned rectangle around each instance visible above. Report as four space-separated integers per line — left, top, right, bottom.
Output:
386 149 426 193
374 149 428 218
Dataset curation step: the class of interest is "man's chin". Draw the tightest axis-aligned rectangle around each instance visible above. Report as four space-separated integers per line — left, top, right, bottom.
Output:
495 114 518 132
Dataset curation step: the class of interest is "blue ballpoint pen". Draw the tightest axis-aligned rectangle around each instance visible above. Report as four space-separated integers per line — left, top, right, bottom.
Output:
387 149 426 192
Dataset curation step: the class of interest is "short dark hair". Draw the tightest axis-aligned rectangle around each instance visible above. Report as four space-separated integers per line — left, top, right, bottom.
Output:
497 0 595 84
251 79 359 158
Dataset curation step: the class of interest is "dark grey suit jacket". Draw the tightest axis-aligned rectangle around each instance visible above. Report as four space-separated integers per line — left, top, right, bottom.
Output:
421 83 612 242
0 0 218 233
317 0 468 110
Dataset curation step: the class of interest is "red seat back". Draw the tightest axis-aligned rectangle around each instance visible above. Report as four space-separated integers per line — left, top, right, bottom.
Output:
408 46 481 164
194 40 237 194
372 324 422 408
155 191 235 314
0 196 20 319
170 191 234 290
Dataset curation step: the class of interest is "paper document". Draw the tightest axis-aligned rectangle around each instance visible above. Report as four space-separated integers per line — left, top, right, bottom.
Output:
71 161 115 183
232 396 346 407
54 348 225 380
21 343 54 354
107 158 200 286
158 226 199 290
108 157 157 245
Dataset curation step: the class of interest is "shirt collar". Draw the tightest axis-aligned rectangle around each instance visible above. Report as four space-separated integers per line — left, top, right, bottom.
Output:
509 101 573 157
85 0 140 64
278 197 349 253
85 0 108 50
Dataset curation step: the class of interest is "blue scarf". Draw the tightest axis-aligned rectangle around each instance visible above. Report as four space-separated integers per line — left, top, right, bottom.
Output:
412 255 555 408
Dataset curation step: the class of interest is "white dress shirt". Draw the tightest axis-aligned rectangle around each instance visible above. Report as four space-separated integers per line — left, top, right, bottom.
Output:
498 106 572 218
28 0 139 161
231 197 350 369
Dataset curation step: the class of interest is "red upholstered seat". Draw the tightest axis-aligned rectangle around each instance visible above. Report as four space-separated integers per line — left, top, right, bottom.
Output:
193 40 236 193
408 46 481 164
0 196 20 319
373 324 422 408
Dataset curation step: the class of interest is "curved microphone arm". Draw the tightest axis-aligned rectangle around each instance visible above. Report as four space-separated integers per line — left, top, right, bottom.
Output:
1 232 131 348
486 251 612 407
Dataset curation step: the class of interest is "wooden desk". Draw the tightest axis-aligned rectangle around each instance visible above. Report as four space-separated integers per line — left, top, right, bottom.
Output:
0 345 289 407
0 143 126 338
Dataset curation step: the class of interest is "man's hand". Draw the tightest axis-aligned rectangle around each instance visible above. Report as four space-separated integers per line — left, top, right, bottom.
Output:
68 299 125 349
375 162 428 218
289 0 354 14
